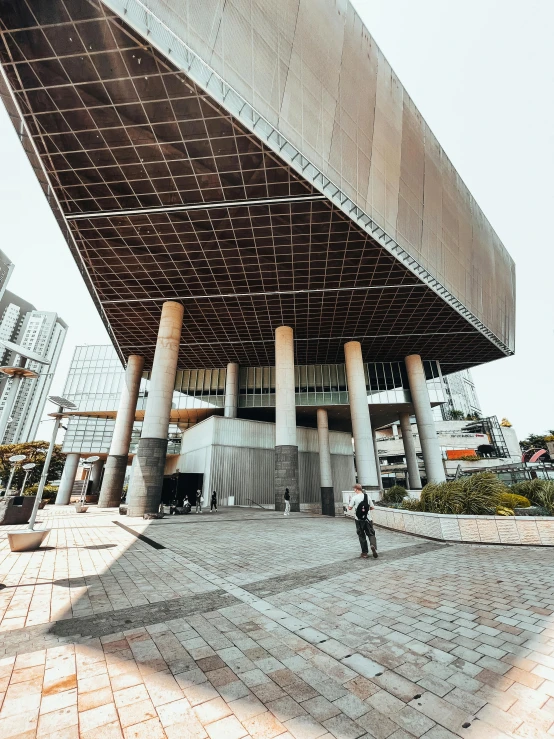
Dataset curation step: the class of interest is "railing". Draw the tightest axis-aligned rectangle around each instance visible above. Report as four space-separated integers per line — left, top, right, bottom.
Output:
246 498 268 510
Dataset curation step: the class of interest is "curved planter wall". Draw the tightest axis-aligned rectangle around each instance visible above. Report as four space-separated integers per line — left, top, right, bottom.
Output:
372 507 554 546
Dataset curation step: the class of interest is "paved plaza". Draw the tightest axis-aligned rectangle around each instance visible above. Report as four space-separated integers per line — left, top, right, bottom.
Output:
0 508 553 739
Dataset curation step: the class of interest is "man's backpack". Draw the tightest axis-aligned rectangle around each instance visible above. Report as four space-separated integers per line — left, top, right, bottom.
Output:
355 493 369 520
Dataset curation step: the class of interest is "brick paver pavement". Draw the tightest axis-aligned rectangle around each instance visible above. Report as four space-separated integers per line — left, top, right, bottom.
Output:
0 506 553 739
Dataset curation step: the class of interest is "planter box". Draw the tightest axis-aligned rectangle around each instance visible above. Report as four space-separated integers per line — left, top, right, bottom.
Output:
372 506 554 546
8 529 50 552
0 496 36 525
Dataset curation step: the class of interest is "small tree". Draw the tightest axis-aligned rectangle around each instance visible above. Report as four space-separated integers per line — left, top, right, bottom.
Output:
520 431 554 452
449 410 465 420
0 441 65 491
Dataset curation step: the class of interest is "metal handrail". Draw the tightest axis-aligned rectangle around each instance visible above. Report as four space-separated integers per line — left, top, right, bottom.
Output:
246 498 267 510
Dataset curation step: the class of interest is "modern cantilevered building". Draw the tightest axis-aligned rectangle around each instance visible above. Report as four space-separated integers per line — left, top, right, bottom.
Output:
0 0 515 516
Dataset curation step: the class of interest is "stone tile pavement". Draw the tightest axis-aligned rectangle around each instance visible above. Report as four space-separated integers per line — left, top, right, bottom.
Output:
0 505 553 738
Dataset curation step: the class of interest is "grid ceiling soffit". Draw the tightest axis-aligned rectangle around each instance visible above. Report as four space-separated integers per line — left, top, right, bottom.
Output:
100 0 513 359
0 0 511 372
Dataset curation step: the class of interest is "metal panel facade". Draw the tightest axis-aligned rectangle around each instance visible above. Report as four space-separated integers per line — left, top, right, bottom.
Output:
142 0 515 351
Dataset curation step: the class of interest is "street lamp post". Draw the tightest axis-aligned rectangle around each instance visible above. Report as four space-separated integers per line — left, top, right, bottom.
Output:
7 396 76 551
4 454 26 497
0 339 50 443
79 456 100 508
20 462 36 495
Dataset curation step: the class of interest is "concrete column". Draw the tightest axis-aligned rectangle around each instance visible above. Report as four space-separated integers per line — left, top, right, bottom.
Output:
55 452 80 505
399 411 422 490
274 326 299 512
98 354 144 508
372 430 383 495
90 459 105 496
344 341 380 493
316 408 334 516
405 354 445 483
224 362 239 418
127 302 184 516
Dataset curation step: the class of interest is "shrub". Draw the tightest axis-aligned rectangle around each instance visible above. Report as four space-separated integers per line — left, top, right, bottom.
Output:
499 493 530 509
383 485 407 505
420 480 465 514
401 498 421 511
24 484 57 500
510 479 546 504
420 473 507 515
533 481 554 515
496 507 515 516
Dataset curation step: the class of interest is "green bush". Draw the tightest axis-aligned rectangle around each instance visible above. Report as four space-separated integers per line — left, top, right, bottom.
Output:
420 480 465 514
24 485 57 500
383 485 407 505
499 493 530 509
510 479 545 504
510 479 554 512
533 481 554 515
420 472 507 515
400 498 421 511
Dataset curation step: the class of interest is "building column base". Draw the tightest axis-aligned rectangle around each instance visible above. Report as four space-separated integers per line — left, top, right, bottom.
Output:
98 455 128 508
275 445 299 512
320 487 335 517
126 437 168 517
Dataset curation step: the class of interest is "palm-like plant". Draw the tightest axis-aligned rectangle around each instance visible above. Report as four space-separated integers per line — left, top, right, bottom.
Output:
420 473 507 515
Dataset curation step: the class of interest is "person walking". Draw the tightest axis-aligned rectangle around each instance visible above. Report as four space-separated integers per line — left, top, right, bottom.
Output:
195 488 203 514
210 490 217 512
284 488 291 516
348 483 378 559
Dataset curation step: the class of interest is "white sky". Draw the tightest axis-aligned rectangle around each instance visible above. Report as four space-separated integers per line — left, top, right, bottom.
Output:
0 0 552 440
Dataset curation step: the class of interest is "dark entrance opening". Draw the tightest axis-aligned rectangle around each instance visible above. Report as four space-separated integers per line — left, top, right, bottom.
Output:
161 473 204 505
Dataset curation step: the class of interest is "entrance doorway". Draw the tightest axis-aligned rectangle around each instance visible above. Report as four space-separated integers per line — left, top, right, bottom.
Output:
161 473 204 505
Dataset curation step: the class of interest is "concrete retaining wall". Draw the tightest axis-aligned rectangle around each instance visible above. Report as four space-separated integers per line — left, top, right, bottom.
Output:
372 507 554 546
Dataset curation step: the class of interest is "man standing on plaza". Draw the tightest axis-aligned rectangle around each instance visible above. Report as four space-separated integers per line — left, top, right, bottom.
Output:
348 483 378 559
195 488 203 513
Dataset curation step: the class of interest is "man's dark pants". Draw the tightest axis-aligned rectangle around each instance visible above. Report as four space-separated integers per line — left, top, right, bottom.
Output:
355 518 377 553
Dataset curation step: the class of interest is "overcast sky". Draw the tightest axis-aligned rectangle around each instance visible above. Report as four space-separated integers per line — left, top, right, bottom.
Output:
0 0 552 440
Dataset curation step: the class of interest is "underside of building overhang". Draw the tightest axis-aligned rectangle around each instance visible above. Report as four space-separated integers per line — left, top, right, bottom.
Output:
0 0 514 372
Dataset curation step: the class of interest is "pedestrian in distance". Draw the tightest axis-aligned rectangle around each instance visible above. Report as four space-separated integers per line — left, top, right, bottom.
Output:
210 490 217 512
284 488 291 516
348 483 378 559
195 488 203 514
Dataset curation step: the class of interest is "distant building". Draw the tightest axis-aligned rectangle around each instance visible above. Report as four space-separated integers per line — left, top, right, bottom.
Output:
0 274 67 444
435 370 482 421
0 249 14 304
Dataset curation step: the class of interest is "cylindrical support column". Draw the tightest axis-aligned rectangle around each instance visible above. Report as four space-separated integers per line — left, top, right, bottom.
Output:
399 411 422 490
127 302 184 516
405 355 445 483
317 408 335 516
224 363 239 418
90 459 105 496
98 354 145 508
55 453 80 505
344 341 380 493
372 430 383 496
274 326 299 512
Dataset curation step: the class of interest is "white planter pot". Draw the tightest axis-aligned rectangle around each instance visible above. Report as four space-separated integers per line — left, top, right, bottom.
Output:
74 504 89 513
8 529 50 552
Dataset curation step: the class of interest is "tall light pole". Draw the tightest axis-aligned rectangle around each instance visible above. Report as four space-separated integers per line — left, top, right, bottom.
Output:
79 456 99 506
27 396 76 531
4 454 26 496
20 462 36 495
0 339 50 443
